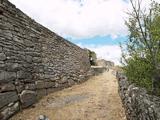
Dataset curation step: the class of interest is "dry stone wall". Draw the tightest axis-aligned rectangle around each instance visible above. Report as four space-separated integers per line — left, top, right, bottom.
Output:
117 73 160 120
0 0 92 119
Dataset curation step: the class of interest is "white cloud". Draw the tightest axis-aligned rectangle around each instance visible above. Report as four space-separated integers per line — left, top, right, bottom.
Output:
9 0 129 39
78 43 122 65
8 0 160 65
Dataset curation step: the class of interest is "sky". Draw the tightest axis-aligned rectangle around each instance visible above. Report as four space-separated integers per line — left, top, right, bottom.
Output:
9 0 159 65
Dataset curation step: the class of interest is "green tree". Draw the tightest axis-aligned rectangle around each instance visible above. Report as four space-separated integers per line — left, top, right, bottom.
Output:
122 0 160 94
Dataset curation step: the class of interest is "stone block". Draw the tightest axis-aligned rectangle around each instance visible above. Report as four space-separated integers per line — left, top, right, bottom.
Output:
5 72 17 81
17 71 25 79
59 76 68 84
0 92 18 109
20 90 36 108
0 83 15 92
0 102 19 120
17 70 32 80
45 81 55 88
0 63 5 69
35 81 45 89
44 74 56 79
25 55 32 63
6 63 22 72
25 84 36 90
0 71 17 82
33 57 41 63
0 53 6 61
68 79 75 86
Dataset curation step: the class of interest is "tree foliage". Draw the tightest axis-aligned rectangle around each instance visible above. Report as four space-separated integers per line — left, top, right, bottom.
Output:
121 0 160 94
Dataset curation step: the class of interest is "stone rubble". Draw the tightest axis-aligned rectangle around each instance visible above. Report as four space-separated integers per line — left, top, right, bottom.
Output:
38 115 50 120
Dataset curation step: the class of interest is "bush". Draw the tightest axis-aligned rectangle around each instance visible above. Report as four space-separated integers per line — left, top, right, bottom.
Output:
123 57 153 92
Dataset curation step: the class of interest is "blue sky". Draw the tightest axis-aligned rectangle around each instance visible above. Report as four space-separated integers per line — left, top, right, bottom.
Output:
68 35 127 46
9 0 135 65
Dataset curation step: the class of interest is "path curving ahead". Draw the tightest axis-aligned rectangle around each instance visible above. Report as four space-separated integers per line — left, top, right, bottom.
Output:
11 70 126 120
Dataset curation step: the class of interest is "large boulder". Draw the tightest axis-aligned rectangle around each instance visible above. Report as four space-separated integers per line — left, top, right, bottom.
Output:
20 90 36 108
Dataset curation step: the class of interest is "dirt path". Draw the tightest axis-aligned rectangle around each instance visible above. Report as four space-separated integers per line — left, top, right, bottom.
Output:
11 70 126 120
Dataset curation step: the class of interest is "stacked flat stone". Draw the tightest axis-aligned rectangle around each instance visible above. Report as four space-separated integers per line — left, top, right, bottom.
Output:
117 72 160 120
